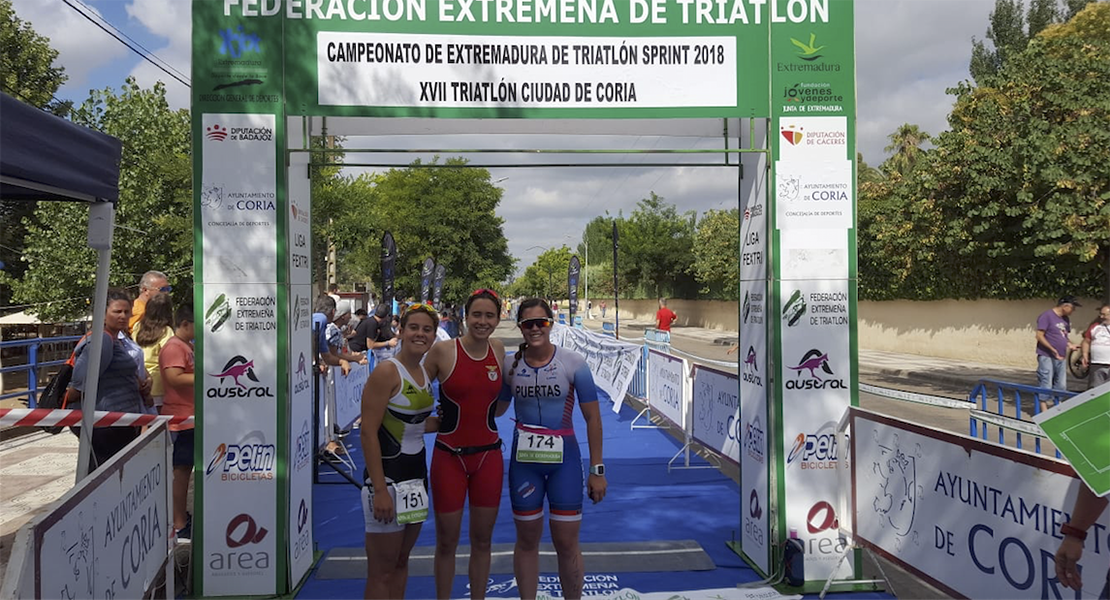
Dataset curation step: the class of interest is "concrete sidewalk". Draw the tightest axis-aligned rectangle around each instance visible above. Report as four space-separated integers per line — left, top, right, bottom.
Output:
578 313 1086 395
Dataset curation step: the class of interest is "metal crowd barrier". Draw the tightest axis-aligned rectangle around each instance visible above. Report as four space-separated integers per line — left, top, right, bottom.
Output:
0 336 84 407
968 378 1075 456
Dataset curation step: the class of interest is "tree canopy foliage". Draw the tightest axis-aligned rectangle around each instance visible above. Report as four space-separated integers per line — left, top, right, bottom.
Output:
2 80 192 320
861 1 1110 301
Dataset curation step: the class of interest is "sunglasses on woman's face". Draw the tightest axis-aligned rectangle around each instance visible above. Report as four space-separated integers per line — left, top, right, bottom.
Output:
519 318 553 330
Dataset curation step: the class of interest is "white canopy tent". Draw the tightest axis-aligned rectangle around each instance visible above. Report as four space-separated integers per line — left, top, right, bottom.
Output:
1 92 123 480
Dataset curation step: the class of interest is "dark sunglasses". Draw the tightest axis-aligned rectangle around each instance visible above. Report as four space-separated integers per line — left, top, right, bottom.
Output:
519 318 553 330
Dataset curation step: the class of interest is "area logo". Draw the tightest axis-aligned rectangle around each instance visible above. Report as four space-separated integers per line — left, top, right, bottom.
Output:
218 25 262 59
785 349 845 390
297 499 309 534
807 501 839 534
205 124 228 142
783 289 807 327
294 498 312 561
208 355 274 399
744 489 765 547
226 513 268 548
209 513 271 575
790 33 825 61
781 125 804 146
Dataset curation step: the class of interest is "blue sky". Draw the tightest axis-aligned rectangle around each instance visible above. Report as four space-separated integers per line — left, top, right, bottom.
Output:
10 0 997 271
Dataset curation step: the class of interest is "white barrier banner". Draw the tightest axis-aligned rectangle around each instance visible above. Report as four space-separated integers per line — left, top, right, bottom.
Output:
691 365 740 464
647 349 685 430
551 323 642 412
334 362 369 433
851 408 1110 599
34 425 171 600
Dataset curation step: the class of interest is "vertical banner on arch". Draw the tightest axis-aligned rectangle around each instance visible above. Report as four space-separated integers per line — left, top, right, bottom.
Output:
191 2 290 596
568 255 581 317
420 257 435 304
432 264 447 311
769 0 858 587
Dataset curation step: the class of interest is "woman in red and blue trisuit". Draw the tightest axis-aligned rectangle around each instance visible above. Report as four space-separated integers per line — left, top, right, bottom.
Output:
423 289 509 599
505 298 606 600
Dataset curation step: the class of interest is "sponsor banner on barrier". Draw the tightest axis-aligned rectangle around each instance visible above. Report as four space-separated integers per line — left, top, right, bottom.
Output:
852 408 1110 599
200 113 277 284
334 362 370 433
647 349 685 430
33 426 170 600
691 366 740 464
317 32 738 109
201 283 279 593
775 160 852 230
550 323 642 412
777 228 848 280
288 285 314 585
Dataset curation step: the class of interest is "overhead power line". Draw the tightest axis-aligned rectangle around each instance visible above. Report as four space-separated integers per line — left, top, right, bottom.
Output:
60 0 191 89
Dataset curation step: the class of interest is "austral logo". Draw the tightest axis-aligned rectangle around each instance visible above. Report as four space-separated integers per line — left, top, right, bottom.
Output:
208 355 274 399
205 125 228 142
742 346 762 387
785 349 845 390
293 352 311 395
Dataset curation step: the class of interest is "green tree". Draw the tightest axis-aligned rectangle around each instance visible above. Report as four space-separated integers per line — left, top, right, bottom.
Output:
619 193 696 298
691 208 739 298
857 153 884 185
510 246 575 299
881 124 931 177
0 0 68 114
6 79 192 320
861 2 1110 301
969 0 1093 85
355 158 514 303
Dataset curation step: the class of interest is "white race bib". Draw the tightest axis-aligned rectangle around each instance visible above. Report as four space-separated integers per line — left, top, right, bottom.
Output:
393 479 428 524
516 429 564 464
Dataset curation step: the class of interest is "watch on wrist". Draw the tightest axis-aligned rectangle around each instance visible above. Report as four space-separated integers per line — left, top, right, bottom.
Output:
589 464 605 477
1061 523 1088 541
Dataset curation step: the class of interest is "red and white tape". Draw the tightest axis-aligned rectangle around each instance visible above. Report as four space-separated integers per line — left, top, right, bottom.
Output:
0 408 194 429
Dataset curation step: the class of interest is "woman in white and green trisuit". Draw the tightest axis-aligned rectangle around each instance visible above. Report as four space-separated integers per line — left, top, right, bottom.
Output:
359 303 441 599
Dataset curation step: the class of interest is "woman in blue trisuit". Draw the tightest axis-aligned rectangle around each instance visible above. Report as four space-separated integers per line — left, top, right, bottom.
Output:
504 298 607 600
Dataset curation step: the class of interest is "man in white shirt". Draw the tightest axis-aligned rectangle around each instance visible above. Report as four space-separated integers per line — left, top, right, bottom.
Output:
1081 304 1110 389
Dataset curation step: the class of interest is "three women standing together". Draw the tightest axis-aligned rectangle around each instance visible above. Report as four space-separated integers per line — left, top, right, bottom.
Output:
359 293 606 600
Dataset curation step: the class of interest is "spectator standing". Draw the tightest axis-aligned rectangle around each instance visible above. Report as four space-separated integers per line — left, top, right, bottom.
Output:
69 288 151 470
1081 304 1110 390
359 304 399 362
1036 296 1081 410
160 304 196 540
128 270 170 335
134 293 175 416
655 298 677 332
600 300 607 319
